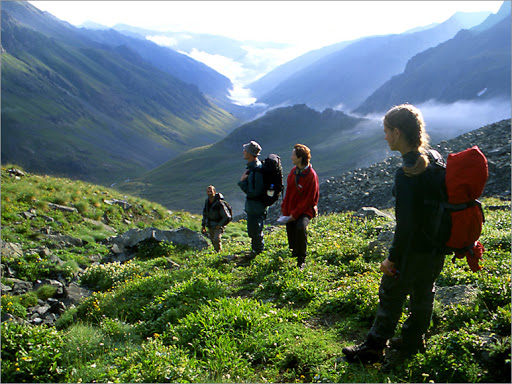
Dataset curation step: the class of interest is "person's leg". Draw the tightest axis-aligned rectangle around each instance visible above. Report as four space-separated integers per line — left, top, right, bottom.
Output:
247 214 264 254
286 220 298 255
368 273 408 341
293 215 310 267
209 227 222 252
343 273 408 363
401 255 445 354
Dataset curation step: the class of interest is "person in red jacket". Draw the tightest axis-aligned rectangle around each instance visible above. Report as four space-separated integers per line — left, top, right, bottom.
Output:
280 144 319 268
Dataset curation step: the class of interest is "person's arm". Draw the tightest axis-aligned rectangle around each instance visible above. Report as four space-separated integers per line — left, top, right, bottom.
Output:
388 170 416 264
238 171 249 193
380 258 397 277
201 200 208 229
246 168 265 199
281 170 294 216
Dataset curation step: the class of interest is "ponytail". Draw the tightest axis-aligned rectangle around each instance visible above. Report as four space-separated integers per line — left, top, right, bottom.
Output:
383 104 430 176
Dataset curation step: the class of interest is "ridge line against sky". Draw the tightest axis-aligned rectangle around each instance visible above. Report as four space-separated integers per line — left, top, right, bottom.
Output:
27 1 506 105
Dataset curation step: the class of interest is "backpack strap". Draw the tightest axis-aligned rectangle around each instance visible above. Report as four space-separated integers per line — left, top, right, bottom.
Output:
427 149 446 167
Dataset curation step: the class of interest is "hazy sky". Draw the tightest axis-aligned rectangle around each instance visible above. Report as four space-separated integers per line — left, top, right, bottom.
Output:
29 1 503 50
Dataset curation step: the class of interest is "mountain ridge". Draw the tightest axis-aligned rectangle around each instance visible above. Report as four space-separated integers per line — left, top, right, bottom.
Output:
354 7 511 114
254 10 494 111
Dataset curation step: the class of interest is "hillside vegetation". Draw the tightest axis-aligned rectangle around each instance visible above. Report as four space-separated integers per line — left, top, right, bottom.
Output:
1 1 239 185
1 164 510 383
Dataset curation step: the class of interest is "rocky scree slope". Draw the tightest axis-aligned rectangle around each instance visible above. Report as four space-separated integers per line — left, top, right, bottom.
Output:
318 119 511 214
268 119 510 220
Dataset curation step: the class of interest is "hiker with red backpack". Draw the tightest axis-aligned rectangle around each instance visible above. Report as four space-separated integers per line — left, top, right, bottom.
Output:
342 103 488 366
280 144 319 269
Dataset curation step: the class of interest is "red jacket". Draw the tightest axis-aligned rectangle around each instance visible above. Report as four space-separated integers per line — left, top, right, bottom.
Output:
281 165 319 219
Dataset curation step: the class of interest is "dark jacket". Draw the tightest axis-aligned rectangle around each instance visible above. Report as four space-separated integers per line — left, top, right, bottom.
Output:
388 151 440 280
237 159 267 215
202 193 230 228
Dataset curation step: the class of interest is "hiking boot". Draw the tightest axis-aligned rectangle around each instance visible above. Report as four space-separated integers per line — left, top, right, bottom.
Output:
246 250 260 260
388 337 425 356
342 341 384 363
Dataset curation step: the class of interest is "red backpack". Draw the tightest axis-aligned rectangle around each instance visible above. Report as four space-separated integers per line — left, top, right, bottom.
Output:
422 146 488 271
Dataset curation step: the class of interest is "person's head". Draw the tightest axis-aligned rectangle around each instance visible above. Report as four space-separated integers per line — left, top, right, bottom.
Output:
291 144 311 168
243 140 262 162
206 185 216 198
383 104 429 154
383 104 430 175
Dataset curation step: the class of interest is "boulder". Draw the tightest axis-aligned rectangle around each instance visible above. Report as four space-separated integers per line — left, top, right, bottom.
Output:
1 242 23 259
3 278 33 295
109 226 209 251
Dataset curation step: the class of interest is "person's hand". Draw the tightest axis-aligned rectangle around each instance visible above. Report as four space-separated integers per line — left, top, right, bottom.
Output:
240 170 249 181
380 258 397 277
288 215 296 222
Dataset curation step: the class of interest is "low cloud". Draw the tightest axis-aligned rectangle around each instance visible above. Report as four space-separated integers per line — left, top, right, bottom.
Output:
417 98 511 141
146 35 178 48
227 85 257 106
353 98 511 145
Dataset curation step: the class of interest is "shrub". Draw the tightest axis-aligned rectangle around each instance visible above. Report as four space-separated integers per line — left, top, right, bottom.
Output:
1 295 28 319
36 284 58 300
166 297 292 373
477 273 511 311
408 329 487 383
141 273 228 335
113 337 203 383
1 322 67 382
80 261 145 291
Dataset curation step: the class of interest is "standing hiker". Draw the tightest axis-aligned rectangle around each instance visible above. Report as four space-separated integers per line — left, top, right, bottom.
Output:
280 144 319 268
238 140 267 258
341 104 446 364
201 185 231 252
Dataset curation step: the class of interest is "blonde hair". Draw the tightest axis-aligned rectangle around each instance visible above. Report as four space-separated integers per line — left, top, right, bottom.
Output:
383 104 430 176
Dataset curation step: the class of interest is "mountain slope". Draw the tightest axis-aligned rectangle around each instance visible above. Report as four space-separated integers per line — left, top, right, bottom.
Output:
118 105 390 214
256 11 492 111
247 39 356 99
354 4 511 115
76 27 235 106
1 1 239 184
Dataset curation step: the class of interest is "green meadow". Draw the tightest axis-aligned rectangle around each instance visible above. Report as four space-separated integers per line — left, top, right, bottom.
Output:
1 166 510 383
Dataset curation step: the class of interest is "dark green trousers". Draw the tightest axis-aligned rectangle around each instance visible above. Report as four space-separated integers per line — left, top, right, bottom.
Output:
368 253 445 347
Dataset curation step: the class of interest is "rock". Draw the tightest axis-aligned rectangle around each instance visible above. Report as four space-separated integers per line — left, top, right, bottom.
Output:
435 284 478 307
357 207 395 220
109 226 209 251
47 298 67 314
21 209 37 220
64 283 92 305
7 168 25 177
83 217 116 233
48 202 78 213
104 199 132 210
1 242 23 259
3 279 33 295
45 233 85 248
